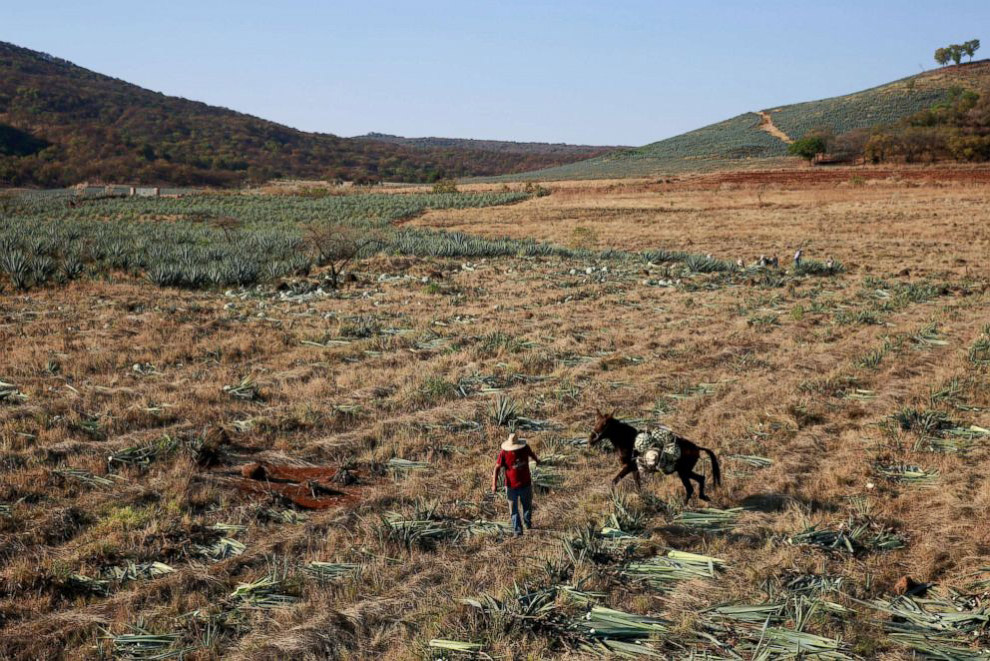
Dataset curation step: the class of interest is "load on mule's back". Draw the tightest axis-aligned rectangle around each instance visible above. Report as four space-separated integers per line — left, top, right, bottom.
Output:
588 410 721 503
634 426 681 475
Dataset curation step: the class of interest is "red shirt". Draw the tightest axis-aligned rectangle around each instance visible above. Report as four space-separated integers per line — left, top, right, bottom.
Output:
496 446 537 489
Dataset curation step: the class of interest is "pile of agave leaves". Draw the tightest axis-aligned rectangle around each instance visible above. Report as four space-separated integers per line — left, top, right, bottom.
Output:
429 541 990 660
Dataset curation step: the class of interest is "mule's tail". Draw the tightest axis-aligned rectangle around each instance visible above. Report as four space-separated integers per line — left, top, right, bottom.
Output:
702 447 721 487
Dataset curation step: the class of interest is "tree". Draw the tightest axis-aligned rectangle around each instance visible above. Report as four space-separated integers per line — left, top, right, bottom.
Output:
788 129 831 163
431 178 458 193
899 126 944 163
963 39 981 62
832 128 871 163
303 223 381 289
936 40 980 66
864 133 895 164
949 45 964 66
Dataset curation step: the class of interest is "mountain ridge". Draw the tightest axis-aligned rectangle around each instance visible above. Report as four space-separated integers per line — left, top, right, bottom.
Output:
0 41 614 187
354 132 624 155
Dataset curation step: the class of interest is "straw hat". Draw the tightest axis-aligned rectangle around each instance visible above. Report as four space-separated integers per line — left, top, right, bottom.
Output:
501 432 527 452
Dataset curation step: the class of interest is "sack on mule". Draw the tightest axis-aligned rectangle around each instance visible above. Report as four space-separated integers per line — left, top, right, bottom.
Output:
635 427 680 474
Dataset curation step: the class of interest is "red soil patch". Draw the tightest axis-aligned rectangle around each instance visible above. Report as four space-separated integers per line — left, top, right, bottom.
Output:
689 166 990 189
227 462 365 509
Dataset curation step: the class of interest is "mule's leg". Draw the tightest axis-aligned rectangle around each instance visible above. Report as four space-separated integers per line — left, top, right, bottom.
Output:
690 471 709 502
678 470 694 503
612 462 636 486
633 466 642 491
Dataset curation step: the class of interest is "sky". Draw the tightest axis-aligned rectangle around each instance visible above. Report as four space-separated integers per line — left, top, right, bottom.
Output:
4 1 990 145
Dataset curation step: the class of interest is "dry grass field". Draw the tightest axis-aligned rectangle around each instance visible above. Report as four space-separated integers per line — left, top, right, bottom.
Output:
2 169 990 659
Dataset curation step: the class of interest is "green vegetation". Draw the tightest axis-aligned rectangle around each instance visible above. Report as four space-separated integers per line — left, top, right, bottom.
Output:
430 178 458 194
0 191 531 291
770 83 948 147
849 86 990 163
788 134 828 161
1 187 853 293
935 39 980 66
506 112 789 180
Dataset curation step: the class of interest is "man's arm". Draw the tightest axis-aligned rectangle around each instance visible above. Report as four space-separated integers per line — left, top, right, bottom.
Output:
492 454 503 492
529 446 541 465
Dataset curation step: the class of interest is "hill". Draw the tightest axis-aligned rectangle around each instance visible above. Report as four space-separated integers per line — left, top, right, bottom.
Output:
0 42 614 187
355 132 621 156
509 60 990 180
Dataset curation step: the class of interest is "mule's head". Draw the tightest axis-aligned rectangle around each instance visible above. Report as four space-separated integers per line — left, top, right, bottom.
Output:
588 409 616 446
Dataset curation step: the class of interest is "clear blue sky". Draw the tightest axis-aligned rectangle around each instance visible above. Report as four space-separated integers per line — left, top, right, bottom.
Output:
5 1 989 145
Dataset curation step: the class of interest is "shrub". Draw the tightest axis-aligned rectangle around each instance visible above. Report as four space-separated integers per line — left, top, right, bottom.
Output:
683 254 734 273
794 259 843 276
788 135 827 162
431 179 458 194
570 226 598 251
523 181 550 197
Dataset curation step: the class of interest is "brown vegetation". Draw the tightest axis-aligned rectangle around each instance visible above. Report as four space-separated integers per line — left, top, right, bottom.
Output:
2 171 990 658
0 42 615 187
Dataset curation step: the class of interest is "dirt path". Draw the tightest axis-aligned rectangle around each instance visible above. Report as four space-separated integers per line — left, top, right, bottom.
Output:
757 110 793 143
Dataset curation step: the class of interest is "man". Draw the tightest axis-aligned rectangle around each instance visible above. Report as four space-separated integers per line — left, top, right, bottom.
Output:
492 432 541 536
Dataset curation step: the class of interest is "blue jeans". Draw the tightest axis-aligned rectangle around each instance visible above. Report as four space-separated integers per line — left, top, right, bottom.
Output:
506 484 533 534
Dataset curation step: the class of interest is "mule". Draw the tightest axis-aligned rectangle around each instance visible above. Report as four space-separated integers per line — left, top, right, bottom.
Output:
588 410 721 503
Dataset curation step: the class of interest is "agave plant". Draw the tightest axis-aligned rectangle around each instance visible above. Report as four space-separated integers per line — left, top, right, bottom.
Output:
1 250 30 290
787 518 905 555
304 562 361 582
103 562 176 583
106 628 191 659
107 435 180 469
621 550 726 592
671 507 742 532
223 376 262 401
794 258 844 276
683 253 735 273
970 335 990 366
0 380 27 404
53 468 123 489
60 254 85 281
195 537 246 561
229 575 298 609
488 395 519 427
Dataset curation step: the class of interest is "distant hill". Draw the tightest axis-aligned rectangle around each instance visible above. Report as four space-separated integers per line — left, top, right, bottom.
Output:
509 60 990 180
355 132 621 156
0 42 615 187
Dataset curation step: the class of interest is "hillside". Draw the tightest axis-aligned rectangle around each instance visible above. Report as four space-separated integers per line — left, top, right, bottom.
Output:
355 132 621 156
0 42 613 187
510 60 990 180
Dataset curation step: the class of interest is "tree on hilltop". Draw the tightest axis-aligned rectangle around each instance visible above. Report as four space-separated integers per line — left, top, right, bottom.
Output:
935 39 980 67
949 45 963 66
963 39 981 62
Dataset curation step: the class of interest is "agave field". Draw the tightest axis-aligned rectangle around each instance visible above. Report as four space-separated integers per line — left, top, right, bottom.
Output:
505 60 990 181
504 112 792 181
1 173 990 659
0 188 848 294
767 87 947 145
769 61 990 142
0 191 540 290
